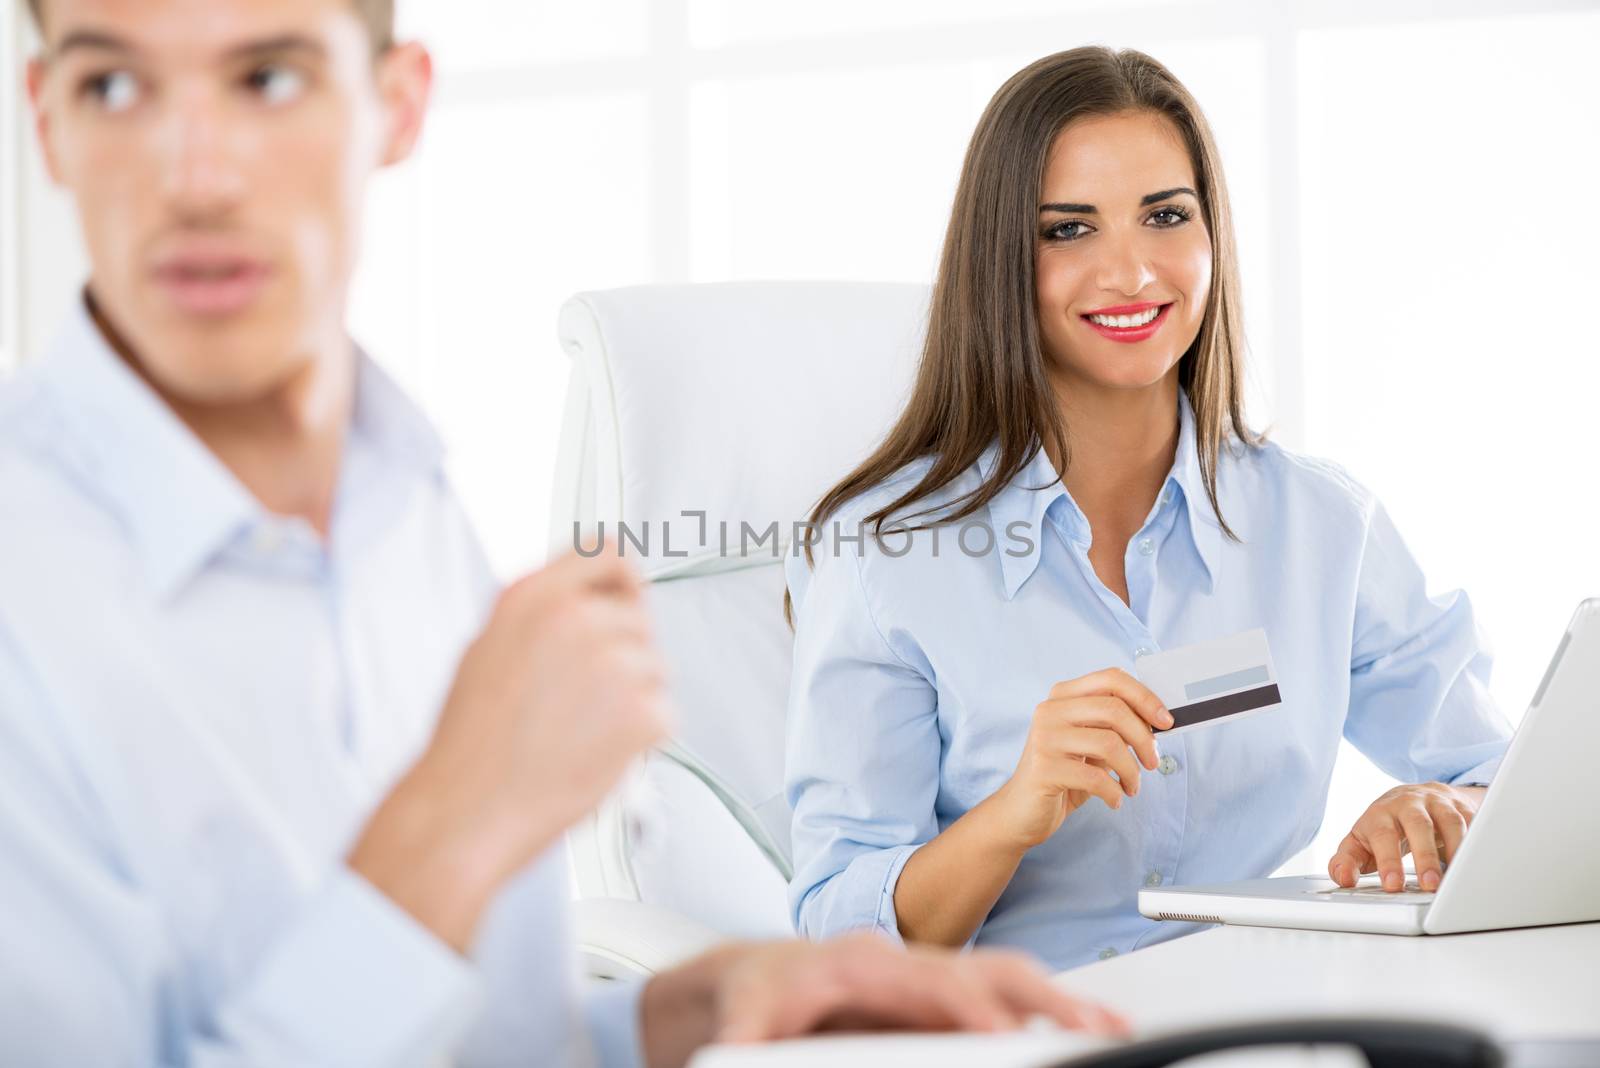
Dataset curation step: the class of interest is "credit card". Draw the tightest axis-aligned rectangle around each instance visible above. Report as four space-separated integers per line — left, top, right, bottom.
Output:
1134 627 1281 735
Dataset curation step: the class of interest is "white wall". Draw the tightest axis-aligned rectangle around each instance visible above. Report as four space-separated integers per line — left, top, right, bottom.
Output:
2 7 87 373
5 0 1598 876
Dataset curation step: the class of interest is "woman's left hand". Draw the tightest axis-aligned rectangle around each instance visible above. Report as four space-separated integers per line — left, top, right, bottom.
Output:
1328 782 1488 892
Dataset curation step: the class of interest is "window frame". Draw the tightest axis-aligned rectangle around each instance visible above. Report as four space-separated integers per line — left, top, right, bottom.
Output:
1 2 20 374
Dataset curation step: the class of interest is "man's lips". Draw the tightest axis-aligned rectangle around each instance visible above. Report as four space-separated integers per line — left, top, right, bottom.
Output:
150 255 273 317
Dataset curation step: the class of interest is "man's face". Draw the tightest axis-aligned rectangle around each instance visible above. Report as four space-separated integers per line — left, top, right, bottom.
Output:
27 0 427 404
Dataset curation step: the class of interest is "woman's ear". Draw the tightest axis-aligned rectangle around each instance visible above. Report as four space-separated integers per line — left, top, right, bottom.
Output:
374 41 433 168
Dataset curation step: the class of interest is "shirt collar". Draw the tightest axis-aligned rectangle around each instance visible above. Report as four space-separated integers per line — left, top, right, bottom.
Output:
980 386 1223 600
38 295 446 602
980 438 1081 600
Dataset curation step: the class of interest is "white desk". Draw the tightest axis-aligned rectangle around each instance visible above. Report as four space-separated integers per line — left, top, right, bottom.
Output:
693 922 1600 1066
1060 921 1600 1041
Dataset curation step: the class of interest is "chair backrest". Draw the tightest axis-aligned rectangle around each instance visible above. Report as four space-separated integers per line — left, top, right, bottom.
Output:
552 281 928 939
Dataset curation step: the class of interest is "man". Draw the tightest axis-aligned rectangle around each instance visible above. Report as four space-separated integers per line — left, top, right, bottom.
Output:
0 0 1123 1065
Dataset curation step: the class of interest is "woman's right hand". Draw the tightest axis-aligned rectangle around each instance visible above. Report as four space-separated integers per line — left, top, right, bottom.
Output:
893 667 1175 947
988 668 1174 850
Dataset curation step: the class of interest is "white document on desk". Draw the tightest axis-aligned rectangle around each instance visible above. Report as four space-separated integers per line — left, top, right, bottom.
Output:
688 1030 1110 1068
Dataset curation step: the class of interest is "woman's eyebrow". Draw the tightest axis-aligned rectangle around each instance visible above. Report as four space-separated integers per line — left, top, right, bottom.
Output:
1039 187 1198 213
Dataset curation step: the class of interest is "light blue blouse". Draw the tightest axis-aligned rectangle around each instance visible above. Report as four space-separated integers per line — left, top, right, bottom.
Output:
784 387 1511 971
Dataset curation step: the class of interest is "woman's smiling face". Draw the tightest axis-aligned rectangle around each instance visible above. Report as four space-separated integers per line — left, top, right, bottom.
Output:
1034 109 1213 394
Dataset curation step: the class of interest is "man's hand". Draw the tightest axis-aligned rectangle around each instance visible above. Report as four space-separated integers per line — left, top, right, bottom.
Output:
349 543 673 950
1328 782 1487 892
641 935 1129 1068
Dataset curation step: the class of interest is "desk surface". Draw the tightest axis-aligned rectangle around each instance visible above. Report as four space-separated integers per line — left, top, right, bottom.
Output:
1058 921 1600 1041
691 922 1600 1067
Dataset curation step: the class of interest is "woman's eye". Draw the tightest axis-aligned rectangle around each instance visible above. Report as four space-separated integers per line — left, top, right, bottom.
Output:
245 64 306 105
1151 207 1191 227
1047 220 1091 241
82 70 141 113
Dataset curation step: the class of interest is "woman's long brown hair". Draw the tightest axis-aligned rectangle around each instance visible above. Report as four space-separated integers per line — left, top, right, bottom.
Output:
784 45 1265 626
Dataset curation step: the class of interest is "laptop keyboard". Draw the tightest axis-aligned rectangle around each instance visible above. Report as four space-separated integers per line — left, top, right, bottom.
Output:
1316 877 1435 900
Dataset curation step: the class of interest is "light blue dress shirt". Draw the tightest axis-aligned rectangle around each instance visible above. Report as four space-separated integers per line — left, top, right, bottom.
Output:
0 301 642 1067
784 387 1511 972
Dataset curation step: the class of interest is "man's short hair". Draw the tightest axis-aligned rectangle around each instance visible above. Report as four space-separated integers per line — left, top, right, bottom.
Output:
23 0 396 53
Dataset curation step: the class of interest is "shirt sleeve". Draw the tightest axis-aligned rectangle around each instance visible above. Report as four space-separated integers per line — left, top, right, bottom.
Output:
783 538 941 943
0 627 486 1068
1342 495 1513 787
583 979 647 1068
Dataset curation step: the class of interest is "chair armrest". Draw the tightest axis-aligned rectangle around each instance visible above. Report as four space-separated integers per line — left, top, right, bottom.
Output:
574 897 726 980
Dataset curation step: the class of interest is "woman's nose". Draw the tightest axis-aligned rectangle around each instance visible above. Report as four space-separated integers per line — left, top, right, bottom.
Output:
1093 233 1158 297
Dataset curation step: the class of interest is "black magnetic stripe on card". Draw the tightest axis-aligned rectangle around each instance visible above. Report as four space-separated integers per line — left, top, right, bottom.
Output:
1160 683 1282 731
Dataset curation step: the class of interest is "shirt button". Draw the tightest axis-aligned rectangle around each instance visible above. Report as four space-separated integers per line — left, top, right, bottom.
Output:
1137 537 1154 556
1145 871 1164 887
1135 646 1154 658
1162 486 1175 505
1158 755 1179 776
1098 947 1119 961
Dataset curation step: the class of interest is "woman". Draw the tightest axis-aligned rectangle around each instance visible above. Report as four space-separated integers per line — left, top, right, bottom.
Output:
782 46 1512 971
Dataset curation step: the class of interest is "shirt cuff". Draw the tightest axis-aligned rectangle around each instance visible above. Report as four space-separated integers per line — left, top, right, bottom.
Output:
1448 754 1502 787
873 842 924 939
798 842 923 944
584 977 647 1068
216 866 484 1065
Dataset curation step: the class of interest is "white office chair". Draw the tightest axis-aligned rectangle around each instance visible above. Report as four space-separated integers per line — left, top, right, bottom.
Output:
550 281 928 977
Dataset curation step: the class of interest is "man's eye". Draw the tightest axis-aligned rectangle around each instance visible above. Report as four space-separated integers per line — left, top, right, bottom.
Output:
82 70 141 113
245 64 306 105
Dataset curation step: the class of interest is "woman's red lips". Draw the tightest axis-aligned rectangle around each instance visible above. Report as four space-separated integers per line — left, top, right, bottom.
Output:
1080 301 1173 343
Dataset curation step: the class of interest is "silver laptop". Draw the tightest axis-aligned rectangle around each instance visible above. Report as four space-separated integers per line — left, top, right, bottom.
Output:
1139 597 1600 936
